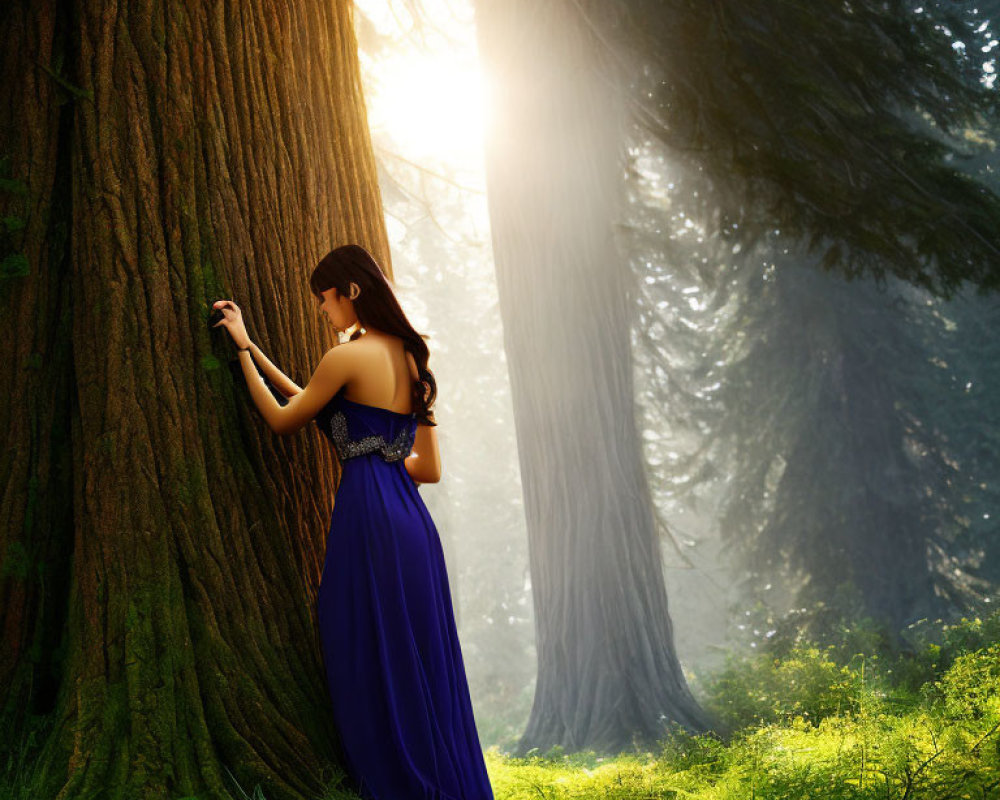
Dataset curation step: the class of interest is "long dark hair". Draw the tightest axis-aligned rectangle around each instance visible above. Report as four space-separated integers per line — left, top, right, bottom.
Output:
309 244 437 426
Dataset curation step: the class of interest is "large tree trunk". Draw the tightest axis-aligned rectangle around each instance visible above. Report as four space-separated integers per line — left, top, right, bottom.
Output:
1 1 390 797
0 0 76 755
474 0 712 754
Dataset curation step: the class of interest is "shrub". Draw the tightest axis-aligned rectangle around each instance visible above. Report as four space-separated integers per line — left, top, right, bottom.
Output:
699 644 858 731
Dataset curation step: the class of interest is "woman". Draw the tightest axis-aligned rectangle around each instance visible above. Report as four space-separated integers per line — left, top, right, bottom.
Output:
212 244 494 799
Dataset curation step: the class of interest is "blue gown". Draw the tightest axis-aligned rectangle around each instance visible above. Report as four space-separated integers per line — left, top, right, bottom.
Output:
314 387 494 800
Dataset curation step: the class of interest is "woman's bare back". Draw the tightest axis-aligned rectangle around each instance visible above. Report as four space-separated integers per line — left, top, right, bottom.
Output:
340 332 419 415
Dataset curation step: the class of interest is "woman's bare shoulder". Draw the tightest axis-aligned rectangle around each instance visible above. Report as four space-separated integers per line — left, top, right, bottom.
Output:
345 332 411 374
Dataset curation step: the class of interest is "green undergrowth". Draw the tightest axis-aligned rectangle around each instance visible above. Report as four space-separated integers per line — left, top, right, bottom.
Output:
480 610 1000 799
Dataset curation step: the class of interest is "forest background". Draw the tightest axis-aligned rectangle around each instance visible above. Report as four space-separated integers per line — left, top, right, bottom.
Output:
3 0 1000 798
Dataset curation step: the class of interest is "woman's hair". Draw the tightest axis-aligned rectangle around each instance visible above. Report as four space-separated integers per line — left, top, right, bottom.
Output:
309 244 437 426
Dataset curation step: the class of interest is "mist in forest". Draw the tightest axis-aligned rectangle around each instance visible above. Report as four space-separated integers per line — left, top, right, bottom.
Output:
353 0 1000 752
352 0 730 747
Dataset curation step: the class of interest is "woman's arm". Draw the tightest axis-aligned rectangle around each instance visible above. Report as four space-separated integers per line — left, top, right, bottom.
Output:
402 350 441 484
247 342 302 397
405 423 441 484
213 298 349 433
237 346 353 435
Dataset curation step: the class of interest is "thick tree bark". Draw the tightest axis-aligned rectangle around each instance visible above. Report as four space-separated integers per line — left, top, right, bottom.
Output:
474 0 712 754
0 0 76 754
1 1 390 798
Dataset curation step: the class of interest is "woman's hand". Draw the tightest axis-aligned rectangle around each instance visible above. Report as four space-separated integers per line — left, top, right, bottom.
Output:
211 299 252 349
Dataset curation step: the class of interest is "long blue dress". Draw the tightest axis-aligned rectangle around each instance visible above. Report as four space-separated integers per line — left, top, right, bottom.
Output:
314 387 494 800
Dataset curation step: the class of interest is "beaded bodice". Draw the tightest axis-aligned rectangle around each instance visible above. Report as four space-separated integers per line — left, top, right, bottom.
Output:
316 388 418 464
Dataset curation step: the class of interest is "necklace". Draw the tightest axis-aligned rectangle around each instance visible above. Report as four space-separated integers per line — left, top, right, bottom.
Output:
338 320 366 344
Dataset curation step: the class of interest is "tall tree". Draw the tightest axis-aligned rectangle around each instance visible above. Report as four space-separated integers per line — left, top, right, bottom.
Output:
625 0 1000 635
1 2 389 797
475 0 714 755
628 165 990 635
714 258 968 631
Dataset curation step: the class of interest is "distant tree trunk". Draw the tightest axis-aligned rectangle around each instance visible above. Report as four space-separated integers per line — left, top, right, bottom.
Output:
474 0 712 754
1 2 390 798
713 261 954 632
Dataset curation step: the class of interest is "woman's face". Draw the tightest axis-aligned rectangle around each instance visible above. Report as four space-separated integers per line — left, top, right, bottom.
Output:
317 287 356 331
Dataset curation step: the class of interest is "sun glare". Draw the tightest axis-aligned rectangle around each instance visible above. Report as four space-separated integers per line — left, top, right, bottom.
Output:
355 0 487 171
368 54 486 165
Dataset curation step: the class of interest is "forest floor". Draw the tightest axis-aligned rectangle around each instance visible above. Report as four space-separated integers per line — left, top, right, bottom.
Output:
4 610 998 799
476 609 1000 799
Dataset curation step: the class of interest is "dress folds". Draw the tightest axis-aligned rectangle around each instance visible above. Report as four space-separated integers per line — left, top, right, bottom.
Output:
315 389 494 800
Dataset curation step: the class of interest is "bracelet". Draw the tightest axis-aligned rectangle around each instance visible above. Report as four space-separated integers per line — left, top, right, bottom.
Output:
238 345 251 352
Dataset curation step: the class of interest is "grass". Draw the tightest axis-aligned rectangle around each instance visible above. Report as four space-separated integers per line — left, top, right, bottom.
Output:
476 610 1000 799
